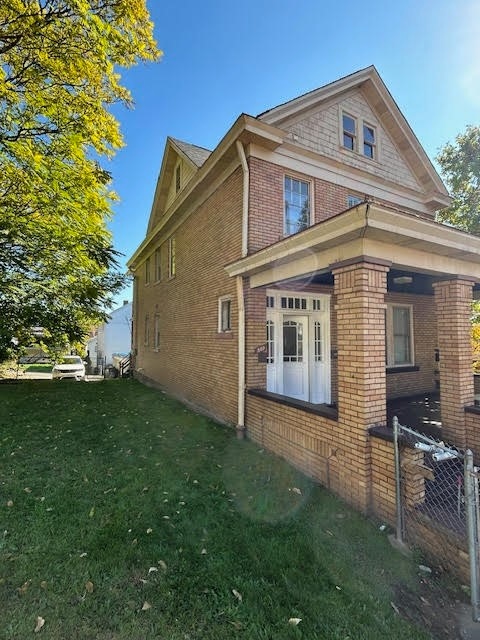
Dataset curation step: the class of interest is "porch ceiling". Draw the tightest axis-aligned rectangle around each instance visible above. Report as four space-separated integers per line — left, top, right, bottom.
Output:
225 203 480 288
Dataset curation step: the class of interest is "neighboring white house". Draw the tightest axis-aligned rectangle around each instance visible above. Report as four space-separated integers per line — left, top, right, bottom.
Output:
87 301 132 373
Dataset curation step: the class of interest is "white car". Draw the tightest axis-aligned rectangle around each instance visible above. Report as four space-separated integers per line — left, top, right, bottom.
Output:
52 356 86 381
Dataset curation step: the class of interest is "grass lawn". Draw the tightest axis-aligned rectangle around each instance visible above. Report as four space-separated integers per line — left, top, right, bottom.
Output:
0 379 443 639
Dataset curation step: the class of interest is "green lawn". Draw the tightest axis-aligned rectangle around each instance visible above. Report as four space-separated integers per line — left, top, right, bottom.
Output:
0 380 436 639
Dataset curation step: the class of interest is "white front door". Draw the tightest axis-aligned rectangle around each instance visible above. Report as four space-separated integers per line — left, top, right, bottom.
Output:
282 316 309 401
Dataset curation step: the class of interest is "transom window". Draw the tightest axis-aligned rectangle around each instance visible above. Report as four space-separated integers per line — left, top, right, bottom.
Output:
284 176 310 236
386 304 414 366
281 296 307 310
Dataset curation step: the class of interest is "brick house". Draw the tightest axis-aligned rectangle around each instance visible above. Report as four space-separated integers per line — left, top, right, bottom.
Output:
128 66 480 513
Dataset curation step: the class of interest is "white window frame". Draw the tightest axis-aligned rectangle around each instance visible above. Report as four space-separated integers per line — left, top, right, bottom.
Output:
347 195 363 208
284 175 312 237
386 303 414 367
342 112 357 151
145 256 151 285
168 236 176 279
218 296 232 333
340 111 378 160
154 247 161 282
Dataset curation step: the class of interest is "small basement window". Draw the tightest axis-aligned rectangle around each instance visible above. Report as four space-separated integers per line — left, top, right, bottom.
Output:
218 296 232 332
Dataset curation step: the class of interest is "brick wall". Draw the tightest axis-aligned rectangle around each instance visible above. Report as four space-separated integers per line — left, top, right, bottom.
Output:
134 168 243 425
385 292 437 398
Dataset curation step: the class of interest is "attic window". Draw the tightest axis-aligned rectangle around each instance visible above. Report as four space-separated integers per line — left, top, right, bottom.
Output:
342 114 356 151
175 164 181 193
363 124 376 159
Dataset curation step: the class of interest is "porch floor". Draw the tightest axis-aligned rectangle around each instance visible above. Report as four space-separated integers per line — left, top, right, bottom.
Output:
386 392 441 438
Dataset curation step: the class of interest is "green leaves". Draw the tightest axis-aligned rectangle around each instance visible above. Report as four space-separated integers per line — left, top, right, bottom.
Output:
0 1 161 356
436 125 480 235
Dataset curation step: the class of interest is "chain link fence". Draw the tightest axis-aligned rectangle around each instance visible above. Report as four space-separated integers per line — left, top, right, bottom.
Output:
393 417 480 621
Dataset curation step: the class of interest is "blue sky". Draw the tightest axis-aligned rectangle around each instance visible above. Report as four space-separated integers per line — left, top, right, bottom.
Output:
108 0 480 307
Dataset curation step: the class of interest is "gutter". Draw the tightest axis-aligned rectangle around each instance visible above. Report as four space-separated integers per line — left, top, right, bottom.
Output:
235 141 249 436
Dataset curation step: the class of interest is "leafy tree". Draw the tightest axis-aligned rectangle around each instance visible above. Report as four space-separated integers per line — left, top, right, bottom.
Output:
436 125 480 234
0 0 160 359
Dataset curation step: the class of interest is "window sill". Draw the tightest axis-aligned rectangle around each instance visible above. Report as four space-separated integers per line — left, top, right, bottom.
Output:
216 332 234 340
386 365 419 374
248 388 338 420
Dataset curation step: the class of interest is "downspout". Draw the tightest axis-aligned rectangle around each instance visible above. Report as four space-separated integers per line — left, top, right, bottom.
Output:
235 141 249 437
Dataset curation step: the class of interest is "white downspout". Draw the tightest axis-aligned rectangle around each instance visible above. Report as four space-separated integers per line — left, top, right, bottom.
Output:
235 141 249 436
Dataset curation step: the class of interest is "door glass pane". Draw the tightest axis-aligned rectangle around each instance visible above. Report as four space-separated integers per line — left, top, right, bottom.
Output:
283 321 303 362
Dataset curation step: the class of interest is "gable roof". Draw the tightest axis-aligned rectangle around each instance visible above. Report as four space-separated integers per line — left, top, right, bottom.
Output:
170 138 211 167
257 65 449 204
146 137 212 232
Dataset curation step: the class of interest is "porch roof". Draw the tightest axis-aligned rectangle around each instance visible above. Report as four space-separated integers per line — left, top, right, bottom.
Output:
225 203 480 288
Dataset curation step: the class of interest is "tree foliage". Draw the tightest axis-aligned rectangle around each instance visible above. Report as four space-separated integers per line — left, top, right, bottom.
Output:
0 0 160 358
436 125 480 234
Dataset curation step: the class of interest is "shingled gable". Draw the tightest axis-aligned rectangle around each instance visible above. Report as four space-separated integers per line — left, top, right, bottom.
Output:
257 65 450 208
146 137 212 233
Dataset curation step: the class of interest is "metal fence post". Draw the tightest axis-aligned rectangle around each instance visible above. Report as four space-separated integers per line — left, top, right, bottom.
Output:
465 449 480 622
393 416 404 544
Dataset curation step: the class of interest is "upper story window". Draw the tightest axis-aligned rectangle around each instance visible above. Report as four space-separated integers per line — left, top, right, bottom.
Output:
363 124 376 159
347 195 363 208
284 176 310 236
342 113 356 151
154 248 161 282
342 112 377 160
168 236 176 278
145 257 150 285
175 164 181 193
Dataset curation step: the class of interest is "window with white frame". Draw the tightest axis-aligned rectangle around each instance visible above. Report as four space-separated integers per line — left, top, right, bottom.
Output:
218 296 232 332
342 113 357 151
284 176 310 236
342 112 377 160
168 236 176 278
386 304 414 366
154 248 161 282
347 195 363 208
363 123 376 159
266 320 275 363
154 314 160 350
145 257 151 285
144 314 150 346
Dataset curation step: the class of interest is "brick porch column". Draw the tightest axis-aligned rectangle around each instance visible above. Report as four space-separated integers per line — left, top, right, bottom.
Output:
433 278 475 448
332 258 390 512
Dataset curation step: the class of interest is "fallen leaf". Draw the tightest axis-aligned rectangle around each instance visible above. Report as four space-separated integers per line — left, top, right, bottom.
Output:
24 487 32 493
291 487 302 495
335 585 342 591
288 618 302 625
85 580 94 593
17 580 31 595
232 589 242 602
34 616 45 633
391 602 400 615
6 500 13 508
40 581 47 589
141 601 151 611
146 528 153 534
88 507 95 518
158 560 167 571
148 567 158 574
201 548 207 555
79 552 87 558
